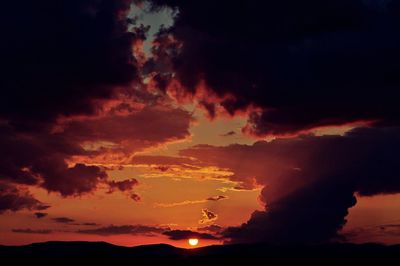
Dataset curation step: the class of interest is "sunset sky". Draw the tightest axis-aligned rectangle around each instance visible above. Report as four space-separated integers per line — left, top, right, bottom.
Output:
1 0 400 249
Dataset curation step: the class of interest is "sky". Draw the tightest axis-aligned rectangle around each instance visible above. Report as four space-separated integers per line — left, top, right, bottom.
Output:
1 0 400 248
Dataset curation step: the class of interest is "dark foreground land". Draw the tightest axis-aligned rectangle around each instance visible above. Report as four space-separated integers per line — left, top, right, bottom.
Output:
0 241 399 265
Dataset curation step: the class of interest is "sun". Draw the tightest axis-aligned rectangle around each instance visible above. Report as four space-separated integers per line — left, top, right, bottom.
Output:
188 238 199 246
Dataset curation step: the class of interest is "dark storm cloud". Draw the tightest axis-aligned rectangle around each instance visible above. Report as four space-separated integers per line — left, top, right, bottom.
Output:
148 0 400 135
162 229 218 240
224 182 358 244
0 0 193 210
0 182 50 214
34 212 48 219
0 0 148 203
0 106 191 199
182 127 400 244
0 122 110 197
45 164 108 197
12 229 52 234
53 217 75 224
0 0 139 126
78 225 167 236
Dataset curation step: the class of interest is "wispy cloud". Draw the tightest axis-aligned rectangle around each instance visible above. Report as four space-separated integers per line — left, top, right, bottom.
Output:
154 195 228 208
12 228 52 234
77 225 168 236
154 199 207 208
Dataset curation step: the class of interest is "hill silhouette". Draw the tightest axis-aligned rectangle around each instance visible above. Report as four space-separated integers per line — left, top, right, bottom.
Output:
0 241 399 265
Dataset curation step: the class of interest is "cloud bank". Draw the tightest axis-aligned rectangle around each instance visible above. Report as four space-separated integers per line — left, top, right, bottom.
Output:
182 127 400 243
148 0 400 135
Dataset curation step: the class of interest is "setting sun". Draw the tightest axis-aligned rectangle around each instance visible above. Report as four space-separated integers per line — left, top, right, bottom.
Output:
188 238 199 246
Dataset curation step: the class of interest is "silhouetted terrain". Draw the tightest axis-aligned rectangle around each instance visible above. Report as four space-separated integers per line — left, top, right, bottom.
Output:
0 241 399 265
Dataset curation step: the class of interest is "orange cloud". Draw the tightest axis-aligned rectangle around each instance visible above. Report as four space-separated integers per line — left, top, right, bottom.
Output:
199 209 218 224
154 195 228 208
154 199 207 208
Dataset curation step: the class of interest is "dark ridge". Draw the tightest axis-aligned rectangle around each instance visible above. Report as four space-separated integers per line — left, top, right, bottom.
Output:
0 241 399 265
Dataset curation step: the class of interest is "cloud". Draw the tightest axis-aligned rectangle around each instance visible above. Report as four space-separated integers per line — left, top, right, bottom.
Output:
162 229 219 240
0 182 50 214
206 195 227 201
81 222 100 226
0 94 191 201
0 123 108 197
220 131 236 137
44 164 108 197
148 0 400 135
199 209 218 224
0 107 191 204
102 177 141 201
153 165 171 172
154 199 207 208
130 155 211 175
53 220 100 226
12 229 52 234
0 1 192 206
130 193 141 202
53 217 75 224
198 225 223 233
155 196 227 208
107 179 139 193
34 212 48 219
78 225 168 236
0 103 192 198
0 0 139 125
60 107 192 158
341 223 400 243
182 127 400 243
132 155 197 166
381 224 400 229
